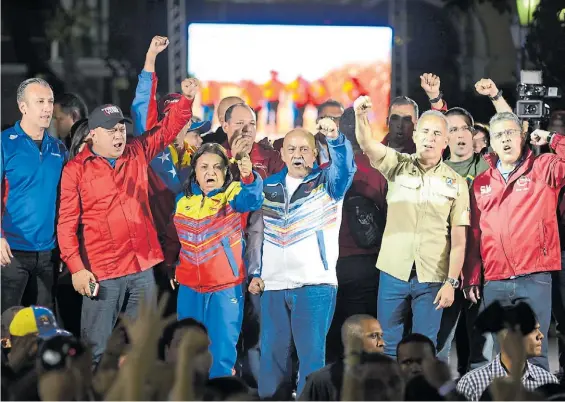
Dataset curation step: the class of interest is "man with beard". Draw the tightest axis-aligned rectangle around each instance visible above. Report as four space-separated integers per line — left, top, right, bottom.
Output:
1 78 66 313
354 95 469 360
249 119 356 399
57 75 197 366
463 112 565 371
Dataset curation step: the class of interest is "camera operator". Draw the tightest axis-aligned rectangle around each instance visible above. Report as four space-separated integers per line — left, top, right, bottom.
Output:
463 111 565 371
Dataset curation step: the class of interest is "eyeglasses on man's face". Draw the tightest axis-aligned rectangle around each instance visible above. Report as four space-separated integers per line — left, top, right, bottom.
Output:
491 129 522 141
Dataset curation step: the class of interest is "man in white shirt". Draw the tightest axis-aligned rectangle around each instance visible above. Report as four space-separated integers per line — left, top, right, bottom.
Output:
249 119 356 399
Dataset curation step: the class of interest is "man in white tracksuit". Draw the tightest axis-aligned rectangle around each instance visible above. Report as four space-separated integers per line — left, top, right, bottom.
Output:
248 118 356 399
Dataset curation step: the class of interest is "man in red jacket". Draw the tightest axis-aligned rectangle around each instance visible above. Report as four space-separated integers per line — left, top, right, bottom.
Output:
463 111 565 371
57 78 197 366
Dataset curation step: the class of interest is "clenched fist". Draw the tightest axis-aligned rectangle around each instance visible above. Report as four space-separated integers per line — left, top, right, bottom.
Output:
420 73 441 99
317 117 339 139
354 96 372 116
181 78 200 100
148 36 169 56
248 277 265 295
237 155 253 178
475 78 499 98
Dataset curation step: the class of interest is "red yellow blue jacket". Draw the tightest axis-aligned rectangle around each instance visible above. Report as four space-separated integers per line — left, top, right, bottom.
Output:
164 172 264 292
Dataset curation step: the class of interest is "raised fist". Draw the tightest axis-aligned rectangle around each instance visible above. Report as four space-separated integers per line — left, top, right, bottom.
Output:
148 36 169 55
237 155 253 178
475 78 499 98
317 117 339 139
181 78 200 100
354 96 372 116
420 73 441 98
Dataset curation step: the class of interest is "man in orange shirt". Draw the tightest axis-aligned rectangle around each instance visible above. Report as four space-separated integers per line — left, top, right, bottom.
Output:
287 75 310 128
263 70 284 130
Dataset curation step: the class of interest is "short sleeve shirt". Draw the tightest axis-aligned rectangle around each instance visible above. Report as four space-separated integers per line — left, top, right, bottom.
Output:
372 148 470 283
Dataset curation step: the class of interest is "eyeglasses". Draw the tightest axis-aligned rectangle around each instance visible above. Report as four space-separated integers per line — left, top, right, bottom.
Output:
491 129 522 141
449 125 474 134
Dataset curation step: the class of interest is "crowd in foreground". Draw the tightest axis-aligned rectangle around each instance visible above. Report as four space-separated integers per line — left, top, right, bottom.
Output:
2 35 565 401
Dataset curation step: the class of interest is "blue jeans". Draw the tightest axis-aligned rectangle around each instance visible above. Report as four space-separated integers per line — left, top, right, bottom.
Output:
377 271 443 358
178 284 244 379
258 285 337 400
481 272 552 370
81 268 156 366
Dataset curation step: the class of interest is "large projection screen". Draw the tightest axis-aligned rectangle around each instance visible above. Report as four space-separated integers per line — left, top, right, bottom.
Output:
188 23 392 139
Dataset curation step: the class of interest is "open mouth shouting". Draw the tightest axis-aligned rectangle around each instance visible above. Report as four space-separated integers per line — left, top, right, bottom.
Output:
113 141 124 152
292 158 306 168
502 144 512 153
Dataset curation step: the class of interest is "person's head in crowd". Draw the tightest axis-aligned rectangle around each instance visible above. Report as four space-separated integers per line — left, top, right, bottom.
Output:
16 77 54 133
355 353 405 401
88 104 132 159
414 110 449 164
548 110 565 133
396 333 437 381
281 128 318 179
36 335 93 401
185 143 233 196
1 306 24 350
9 306 71 340
68 118 91 159
445 107 476 161
160 318 209 365
53 93 88 139
387 96 418 148
223 103 257 154
497 321 544 359
158 93 182 121
342 314 384 354
217 96 244 126
317 99 344 130
173 116 210 153
339 107 359 151
489 112 526 169
473 123 490 153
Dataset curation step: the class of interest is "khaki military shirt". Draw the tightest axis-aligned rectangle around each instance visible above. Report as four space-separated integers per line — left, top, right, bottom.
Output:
372 149 470 283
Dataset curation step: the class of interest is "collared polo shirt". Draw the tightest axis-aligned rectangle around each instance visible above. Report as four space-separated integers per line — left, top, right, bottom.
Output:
371 148 470 283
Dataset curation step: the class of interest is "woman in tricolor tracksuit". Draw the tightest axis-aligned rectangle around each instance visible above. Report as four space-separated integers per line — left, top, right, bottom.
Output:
164 143 264 378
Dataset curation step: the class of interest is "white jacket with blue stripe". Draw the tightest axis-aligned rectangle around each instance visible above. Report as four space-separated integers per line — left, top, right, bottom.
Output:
251 133 356 291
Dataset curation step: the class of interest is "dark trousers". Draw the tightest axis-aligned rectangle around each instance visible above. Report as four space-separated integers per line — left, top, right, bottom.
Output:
326 254 379 364
81 269 156 366
552 254 565 372
238 289 261 388
481 272 552 370
267 101 280 125
1 250 56 313
293 104 306 128
55 266 83 337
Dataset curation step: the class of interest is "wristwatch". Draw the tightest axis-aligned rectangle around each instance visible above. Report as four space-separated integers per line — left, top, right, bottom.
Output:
445 277 460 289
547 131 557 144
489 89 503 101
428 91 443 104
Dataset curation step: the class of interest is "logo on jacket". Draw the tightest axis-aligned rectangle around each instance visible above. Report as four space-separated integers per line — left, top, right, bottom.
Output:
516 176 531 192
253 162 267 172
9 135 17 140
445 177 455 189
480 185 492 196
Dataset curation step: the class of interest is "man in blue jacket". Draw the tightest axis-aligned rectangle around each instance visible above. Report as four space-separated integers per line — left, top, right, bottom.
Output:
249 118 356 399
1 77 67 313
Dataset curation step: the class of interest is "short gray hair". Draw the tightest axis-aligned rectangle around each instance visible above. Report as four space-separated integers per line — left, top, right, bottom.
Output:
416 109 449 132
389 96 419 119
489 112 522 129
16 78 52 103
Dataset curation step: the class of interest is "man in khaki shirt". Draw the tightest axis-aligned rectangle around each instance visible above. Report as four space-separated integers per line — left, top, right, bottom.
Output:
353 96 469 358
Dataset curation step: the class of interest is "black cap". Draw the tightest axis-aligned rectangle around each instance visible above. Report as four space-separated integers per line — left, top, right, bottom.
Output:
88 104 132 130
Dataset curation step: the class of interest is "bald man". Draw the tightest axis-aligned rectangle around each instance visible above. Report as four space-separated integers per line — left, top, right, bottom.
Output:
300 315 384 401
249 119 356 399
203 96 244 144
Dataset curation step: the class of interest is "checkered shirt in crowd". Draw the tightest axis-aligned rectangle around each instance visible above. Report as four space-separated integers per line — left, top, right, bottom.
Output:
456 354 559 401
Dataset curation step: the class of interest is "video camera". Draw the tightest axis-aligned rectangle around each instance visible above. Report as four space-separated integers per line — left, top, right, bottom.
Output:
516 70 561 120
